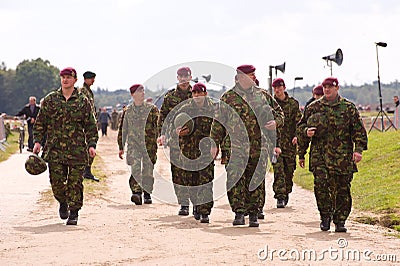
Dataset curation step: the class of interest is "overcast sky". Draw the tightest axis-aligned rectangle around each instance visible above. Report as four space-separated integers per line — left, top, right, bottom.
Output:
1 0 399 91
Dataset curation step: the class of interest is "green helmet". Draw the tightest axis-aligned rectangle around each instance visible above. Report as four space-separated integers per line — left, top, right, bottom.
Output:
25 154 47 175
307 112 328 137
174 112 194 136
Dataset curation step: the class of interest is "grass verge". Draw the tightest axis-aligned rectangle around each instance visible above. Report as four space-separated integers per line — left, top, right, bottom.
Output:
0 132 19 162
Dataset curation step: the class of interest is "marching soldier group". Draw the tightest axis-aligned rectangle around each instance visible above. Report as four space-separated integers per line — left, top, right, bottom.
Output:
29 64 368 232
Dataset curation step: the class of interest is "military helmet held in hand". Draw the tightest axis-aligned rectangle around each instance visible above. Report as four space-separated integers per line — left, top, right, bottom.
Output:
174 112 194 136
307 112 328 137
25 154 47 175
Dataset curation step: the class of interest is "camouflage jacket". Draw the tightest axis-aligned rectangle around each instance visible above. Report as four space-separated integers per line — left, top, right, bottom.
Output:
122 102 159 164
274 92 302 157
117 107 127 150
79 83 95 114
33 87 98 165
210 84 284 159
158 85 192 136
297 95 368 174
173 98 216 166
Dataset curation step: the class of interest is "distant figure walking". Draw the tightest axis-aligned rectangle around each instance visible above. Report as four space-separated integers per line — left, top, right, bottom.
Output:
98 108 111 136
111 108 119 130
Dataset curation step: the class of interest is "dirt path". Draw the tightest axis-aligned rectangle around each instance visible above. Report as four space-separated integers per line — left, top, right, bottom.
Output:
0 130 399 265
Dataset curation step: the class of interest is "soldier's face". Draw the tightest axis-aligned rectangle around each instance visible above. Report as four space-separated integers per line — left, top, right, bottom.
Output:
60 75 77 89
85 78 95 86
273 85 285 98
132 87 145 103
238 73 255 89
323 84 339 101
192 90 207 105
177 74 191 90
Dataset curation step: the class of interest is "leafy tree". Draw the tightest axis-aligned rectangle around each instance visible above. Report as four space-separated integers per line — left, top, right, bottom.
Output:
12 58 60 114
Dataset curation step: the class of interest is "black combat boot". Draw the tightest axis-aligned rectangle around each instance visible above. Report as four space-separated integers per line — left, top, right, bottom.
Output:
249 214 259 227
66 209 79 225
277 199 285 208
232 213 245 226
59 202 69 220
178 206 189 216
284 194 289 206
320 217 331 231
200 214 209 223
335 222 347 233
143 192 152 204
131 193 142 205
83 166 99 182
258 209 265 220
193 206 200 220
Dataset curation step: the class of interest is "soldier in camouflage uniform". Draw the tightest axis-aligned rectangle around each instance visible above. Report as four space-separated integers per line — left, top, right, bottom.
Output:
172 83 215 223
297 77 368 232
210 65 284 227
157 67 193 216
271 78 302 208
79 71 100 182
121 84 159 205
33 67 98 226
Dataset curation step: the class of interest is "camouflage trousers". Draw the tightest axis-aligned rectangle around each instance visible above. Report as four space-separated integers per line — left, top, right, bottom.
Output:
226 156 267 215
87 155 94 167
48 163 85 211
129 153 154 194
313 166 353 223
181 164 214 214
272 155 296 200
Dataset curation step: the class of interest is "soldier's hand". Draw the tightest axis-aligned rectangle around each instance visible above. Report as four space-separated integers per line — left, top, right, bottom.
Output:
353 152 362 163
264 120 276 130
157 135 166 146
307 127 316 137
118 150 124 159
178 126 190 136
33 142 41 154
292 137 298 145
299 159 305 168
274 147 282 157
89 147 96 158
210 147 219 160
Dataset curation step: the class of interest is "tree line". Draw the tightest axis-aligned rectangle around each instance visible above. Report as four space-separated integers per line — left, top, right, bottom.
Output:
1 58 399 115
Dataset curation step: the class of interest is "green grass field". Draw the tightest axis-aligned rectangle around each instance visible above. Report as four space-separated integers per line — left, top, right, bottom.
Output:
294 130 400 232
0 132 19 162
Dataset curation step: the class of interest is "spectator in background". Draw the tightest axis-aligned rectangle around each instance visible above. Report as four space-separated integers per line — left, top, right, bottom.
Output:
98 107 111 136
16 96 40 152
394 95 399 108
111 108 119 130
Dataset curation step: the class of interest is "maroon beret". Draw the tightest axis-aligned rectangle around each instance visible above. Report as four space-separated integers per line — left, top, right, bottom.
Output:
236 64 256 74
59 67 77 77
129 84 144 94
177 67 191 76
272 78 285 87
312 85 324 96
192 82 207 93
322 77 339 87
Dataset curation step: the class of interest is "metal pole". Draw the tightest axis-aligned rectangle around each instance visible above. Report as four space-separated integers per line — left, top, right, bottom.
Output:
376 44 384 131
268 66 273 95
